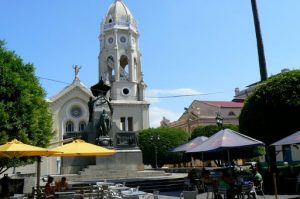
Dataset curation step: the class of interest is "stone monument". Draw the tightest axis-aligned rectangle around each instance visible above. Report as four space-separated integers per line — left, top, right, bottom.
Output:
88 78 114 147
60 0 150 176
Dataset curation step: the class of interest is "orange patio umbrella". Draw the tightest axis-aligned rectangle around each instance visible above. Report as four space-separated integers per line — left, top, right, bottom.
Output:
49 139 116 156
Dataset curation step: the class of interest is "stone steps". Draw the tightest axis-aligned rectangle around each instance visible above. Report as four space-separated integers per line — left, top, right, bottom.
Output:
77 169 168 180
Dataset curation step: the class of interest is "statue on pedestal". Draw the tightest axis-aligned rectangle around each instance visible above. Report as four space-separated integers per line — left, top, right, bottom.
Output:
89 78 113 146
99 110 111 136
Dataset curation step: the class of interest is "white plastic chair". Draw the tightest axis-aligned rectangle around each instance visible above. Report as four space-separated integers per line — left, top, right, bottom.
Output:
145 193 159 199
152 190 159 199
205 184 215 199
217 186 229 199
239 184 252 199
252 181 265 199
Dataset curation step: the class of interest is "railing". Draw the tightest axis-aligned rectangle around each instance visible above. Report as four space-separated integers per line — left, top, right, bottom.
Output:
64 132 85 140
103 21 137 30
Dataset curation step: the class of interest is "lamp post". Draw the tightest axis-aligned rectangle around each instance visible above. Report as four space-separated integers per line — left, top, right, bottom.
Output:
184 107 192 139
185 107 197 167
150 134 160 169
215 112 224 129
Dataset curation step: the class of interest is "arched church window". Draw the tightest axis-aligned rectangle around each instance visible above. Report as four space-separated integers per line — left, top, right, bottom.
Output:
120 55 129 80
134 58 138 81
109 17 113 23
107 56 114 68
79 121 86 132
66 121 74 133
228 111 236 116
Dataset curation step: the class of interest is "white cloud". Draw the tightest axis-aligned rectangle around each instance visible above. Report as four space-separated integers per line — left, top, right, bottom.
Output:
149 106 182 128
146 88 202 104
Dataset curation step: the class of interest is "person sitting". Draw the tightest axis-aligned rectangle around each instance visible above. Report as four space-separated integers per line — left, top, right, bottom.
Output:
251 166 263 187
0 174 11 197
55 177 69 191
186 169 198 190
202 169 214 185
44 176 55 199
202 169 217 196
218 170 236 199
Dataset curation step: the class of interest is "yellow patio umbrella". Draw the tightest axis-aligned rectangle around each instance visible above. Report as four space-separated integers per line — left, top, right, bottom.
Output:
0 139 59 157
0 139 61 191
49 139 116 156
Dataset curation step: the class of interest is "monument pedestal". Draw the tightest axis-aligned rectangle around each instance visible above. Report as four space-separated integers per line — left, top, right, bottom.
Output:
95 149 143 171
97 136 113 147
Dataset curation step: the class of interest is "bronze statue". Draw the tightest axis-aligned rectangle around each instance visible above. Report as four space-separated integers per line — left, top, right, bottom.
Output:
89 79 114 139
99 109 111 136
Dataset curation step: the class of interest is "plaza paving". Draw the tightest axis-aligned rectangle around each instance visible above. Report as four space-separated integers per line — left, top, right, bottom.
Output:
153 173 300 199
158 192 300 199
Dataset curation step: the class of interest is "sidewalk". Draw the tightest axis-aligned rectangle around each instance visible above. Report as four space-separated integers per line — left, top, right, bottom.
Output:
158 192 300 199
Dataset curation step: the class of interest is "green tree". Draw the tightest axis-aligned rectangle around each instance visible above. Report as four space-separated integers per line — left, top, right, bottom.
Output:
191 124 239 138
0 41 53 173
239 70 300 145
239 70 300 172
138 127 188 168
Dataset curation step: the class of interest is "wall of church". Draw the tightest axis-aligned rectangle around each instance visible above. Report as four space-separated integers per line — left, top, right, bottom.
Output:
112 103 149 131
48 84 92 175
110 82 138 101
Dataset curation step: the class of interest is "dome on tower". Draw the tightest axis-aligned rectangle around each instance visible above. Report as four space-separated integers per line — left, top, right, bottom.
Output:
102 0 137 32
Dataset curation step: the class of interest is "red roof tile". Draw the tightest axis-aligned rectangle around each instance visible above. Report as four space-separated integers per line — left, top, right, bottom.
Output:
202 101 244 108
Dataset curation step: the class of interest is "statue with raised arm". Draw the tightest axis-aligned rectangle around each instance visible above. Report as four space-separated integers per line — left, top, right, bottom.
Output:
73 65 81 79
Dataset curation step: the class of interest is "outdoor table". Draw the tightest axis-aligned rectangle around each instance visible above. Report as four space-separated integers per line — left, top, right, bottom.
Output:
109 185 130 191
9 194 25 199
95 181 115 186
121 190 147 196
55 191 76 198
92 182 116 199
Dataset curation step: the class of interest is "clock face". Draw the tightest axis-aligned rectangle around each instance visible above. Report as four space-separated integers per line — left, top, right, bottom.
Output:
107 37 114 45
120 36 126 43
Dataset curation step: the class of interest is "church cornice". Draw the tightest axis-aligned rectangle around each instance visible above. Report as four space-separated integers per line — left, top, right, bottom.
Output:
111 100 149 105
48 82 92 106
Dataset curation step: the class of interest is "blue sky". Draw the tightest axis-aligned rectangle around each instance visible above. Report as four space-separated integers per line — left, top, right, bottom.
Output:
1 0 300 127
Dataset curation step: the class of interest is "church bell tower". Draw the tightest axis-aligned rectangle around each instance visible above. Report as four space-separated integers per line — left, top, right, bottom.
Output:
98 0 149 131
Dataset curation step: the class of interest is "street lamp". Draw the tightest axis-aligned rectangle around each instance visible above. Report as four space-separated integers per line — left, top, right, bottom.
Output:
184 107 195 167
150 134 160 169
215 112 224 129
184 107 192 139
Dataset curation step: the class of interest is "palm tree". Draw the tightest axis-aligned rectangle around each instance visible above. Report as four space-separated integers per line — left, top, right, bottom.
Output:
251 0 268 81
